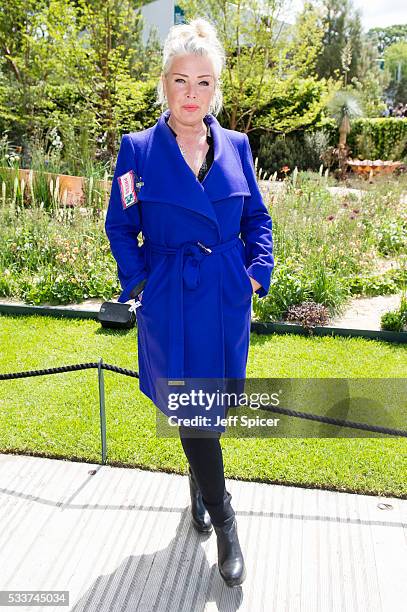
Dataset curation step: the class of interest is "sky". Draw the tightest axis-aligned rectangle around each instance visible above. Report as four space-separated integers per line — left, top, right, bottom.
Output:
284 0 407 32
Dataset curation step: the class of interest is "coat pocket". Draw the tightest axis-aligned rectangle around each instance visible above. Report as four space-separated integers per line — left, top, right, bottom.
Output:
242 264 254 298
235 240 253 300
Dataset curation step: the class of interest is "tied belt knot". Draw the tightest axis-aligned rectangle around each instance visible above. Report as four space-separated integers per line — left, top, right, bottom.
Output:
181 241 212 289
144 236 241 379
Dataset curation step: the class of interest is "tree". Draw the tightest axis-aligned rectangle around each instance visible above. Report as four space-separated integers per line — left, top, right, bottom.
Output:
0 0 162 157
384 41 407 104
367 24 407 56
348 34 388 117
314 0 363 83
71 0 160 154
178 0 326 133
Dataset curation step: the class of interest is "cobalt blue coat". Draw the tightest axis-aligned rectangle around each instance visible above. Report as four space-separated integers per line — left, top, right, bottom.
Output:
105 109 274 426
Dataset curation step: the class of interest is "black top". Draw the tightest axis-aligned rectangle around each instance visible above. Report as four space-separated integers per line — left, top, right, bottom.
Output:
165 116 214 183
129 117 214 300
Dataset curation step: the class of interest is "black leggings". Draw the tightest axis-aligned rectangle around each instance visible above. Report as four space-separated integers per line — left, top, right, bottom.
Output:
178 406 234 525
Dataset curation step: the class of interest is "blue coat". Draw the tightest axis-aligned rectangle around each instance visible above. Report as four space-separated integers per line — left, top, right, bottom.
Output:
105 109 274 427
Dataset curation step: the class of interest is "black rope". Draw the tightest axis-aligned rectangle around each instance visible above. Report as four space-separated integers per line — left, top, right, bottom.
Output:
102 363 139 379
0 362 99 380
0 363 405 437
0 362 139 380
251 403 407 437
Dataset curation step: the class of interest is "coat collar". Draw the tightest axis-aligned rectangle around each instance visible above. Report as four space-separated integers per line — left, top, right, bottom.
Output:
137 109 250 236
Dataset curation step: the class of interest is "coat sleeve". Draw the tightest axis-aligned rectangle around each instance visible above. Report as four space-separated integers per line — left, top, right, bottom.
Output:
240 133 274 298
105 134 148 303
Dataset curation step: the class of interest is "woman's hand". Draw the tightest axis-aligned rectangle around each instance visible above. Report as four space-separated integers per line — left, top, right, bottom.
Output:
249 276 261 293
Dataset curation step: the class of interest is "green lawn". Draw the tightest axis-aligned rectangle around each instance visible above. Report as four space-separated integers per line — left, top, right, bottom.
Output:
0 314 406 498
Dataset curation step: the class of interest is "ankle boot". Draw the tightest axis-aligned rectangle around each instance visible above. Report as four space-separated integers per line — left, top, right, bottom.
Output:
211 490 246 588
188 467 213 533
214 515 246 587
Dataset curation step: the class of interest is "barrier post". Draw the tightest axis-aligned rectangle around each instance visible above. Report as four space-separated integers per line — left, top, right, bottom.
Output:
98 358 107 465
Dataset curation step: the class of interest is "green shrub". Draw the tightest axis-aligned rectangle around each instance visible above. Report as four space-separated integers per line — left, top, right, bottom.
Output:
345 269 406 297
347 118 407 161
257 130 331 174
252 259 347 322
381 295 407 331
256 118 407 176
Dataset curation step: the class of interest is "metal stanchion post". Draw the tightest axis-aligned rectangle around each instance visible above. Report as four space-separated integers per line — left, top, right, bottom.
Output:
98 357 107 465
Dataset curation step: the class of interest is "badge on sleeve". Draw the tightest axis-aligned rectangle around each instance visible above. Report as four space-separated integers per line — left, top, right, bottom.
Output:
118 170 139 209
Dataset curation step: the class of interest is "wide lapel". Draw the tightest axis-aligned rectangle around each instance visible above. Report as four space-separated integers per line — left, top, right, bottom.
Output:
137 109 250 234
202 113 250 202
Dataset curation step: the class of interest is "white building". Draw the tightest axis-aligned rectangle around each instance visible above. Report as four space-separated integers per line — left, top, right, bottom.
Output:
140 0 185 46
140 1 292 47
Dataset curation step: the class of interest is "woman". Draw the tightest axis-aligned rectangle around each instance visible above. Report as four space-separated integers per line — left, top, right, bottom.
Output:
105 18 274 588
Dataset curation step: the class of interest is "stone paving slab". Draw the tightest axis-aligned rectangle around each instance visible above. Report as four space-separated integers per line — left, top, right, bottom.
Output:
0 453 406 612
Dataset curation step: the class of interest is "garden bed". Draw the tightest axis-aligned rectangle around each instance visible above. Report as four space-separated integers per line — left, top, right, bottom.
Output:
1 170 406 328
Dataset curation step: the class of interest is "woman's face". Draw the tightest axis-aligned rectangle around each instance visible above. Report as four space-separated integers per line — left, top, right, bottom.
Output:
162 53 216 126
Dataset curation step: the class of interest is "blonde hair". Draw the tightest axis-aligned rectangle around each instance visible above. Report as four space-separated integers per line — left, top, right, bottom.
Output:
155 17 226 116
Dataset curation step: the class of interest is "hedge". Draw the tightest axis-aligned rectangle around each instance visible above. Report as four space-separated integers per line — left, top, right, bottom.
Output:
346 118 407 161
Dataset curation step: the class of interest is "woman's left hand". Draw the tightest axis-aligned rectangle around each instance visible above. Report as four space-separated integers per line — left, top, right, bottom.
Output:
249 276 261 293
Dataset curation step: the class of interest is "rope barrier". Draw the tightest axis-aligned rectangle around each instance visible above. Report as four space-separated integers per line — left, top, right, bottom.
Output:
0 362 139 380
258 404 407 437
1 361 406 467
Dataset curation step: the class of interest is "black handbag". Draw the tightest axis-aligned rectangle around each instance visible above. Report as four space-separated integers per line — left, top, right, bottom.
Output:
98 301 137 329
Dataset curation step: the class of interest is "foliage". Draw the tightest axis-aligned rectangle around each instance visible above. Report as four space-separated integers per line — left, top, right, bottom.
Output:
348 35 389 117
326 90 363 128
0 0 162 163
284 301 330 331
314 0 363 83
344 268 406 297
0 201 120 304
258 129 331 173
307 1 387 116
384 41 407 105
251 171 407 321
320 144 351 178
254 76 336 134
178 0 324 132
367 24 407 56
381 295 407 332
347 118 407 161
325 89 363 163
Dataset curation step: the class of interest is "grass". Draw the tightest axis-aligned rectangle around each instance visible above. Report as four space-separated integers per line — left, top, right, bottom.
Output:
0 314 406 498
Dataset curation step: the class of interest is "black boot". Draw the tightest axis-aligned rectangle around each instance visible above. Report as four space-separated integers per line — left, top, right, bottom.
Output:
214 515 246 587
188 467 213 533
204 489 246 587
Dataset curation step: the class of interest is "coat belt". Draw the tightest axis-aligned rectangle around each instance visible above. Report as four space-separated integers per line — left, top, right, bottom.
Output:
145 235 241 380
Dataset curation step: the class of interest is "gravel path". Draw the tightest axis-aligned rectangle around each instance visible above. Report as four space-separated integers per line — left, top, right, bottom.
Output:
329 293 403 331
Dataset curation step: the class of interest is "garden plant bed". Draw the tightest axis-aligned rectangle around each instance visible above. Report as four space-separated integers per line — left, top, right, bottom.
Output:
1 170 405 338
